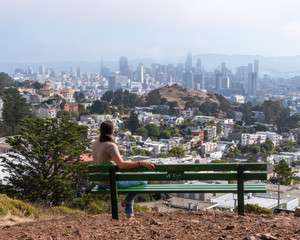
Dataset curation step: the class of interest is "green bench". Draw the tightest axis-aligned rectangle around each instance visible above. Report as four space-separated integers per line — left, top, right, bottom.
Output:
88 163 267 220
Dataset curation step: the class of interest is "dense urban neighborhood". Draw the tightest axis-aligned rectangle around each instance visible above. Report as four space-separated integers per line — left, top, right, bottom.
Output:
0 55 300 214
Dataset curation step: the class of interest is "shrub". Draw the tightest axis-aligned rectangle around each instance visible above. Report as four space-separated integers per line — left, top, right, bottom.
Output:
50 206 85 216
234 204 274 215
0 194 39 217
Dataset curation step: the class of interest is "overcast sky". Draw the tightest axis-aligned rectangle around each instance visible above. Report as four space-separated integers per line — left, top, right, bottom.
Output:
1 0 300 63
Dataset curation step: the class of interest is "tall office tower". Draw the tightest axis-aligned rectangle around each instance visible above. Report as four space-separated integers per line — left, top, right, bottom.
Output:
221 77 230 89
195 58 202 74
77 67 81 78
215 72 222 90
254 59 259 78
221 62 228 77
28 66 33 75
248 63 253 73
119 56 129 76
194 73 204 90
70 66 76 76
100 57 104 75
136 64 144 83
248 73 257 96
175 63 184 82
185 50 193 71
38 65 45 75
183 71 194 89
109 75 116 90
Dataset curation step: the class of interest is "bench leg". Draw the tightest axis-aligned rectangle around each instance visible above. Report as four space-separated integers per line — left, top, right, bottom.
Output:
237 164 245 215
110 166 118 220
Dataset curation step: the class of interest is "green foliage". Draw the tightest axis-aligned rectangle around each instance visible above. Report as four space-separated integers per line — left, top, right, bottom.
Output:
1 87 32 135
247 157 258 163
254 124 268 132
146 89 161 106
0 72 18 92
129 148 150 156
261 140 274 152
168 146 185 157
160 97 168 105
50 206 85 216
0 194 38 217
211 159 231 163
89 100 110 114
273 159 297 185
128 113 140 133
198 100 219 116
158 130 171 139
78 103 90 116
251 146 261 154
57 110 70 118
168 101 178 115
145 124 160 137
215 94 234 117
73 91 86 103
135 127 148 138
234 204 274 215
0 117 89 205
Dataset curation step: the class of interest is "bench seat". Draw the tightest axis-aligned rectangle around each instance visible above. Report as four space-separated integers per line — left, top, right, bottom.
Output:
92 183 266 194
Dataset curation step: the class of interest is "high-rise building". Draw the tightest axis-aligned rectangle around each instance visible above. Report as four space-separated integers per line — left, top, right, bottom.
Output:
254 59 259 78
248 73 257 96
39 65 45 75
195 58 202 74
215 73 222 90
28 66 33 75
185 50 192 71
136 64 144 83
77 67 81 78
119 56 129 76
194 73 204 90
183 71 194 89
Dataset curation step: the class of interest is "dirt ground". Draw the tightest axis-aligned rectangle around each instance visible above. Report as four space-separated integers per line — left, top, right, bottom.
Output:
0 210 299 240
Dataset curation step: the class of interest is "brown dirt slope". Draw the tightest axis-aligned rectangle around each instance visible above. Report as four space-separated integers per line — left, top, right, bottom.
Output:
1 211 299 240
147 84 220 109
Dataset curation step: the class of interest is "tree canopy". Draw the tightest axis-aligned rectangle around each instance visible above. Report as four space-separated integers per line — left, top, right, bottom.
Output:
272 159 297 185
0 117 89 205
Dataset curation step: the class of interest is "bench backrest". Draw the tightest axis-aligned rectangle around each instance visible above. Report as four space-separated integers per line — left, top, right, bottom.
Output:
88 163 267 182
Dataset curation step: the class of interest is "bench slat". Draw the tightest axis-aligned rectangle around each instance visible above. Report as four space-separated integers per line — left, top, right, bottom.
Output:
89 172 267 181
91 183 266 194
88 163 267 173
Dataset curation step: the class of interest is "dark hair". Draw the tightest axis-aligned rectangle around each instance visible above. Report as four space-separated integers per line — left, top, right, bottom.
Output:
99 120 115 143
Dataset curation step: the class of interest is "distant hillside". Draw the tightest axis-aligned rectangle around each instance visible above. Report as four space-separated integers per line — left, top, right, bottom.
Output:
155 84 219 109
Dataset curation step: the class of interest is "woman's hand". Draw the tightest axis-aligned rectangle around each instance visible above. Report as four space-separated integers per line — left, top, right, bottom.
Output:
140 161 156 171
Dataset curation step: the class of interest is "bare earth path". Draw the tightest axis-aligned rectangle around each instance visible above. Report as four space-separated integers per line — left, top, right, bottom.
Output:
1 211 299 240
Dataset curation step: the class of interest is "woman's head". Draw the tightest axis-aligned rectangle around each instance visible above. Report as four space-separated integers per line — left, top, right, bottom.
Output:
99 120 115 142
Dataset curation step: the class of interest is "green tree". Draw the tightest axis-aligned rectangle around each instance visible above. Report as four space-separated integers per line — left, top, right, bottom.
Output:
0 117 89 205
135 127 148 138
254 124 268 132
78 103 90 116
273 159 296 185
159 130 171 139
251 146 260 154
145 124 160 137
247 157 258 163
168 146 185 157
101 90 114 102
128 113 140 133
261 140 274 152
89 100 110 114
2 88 31 135
73 92 86 103
0 72 18 92
146 89 161 106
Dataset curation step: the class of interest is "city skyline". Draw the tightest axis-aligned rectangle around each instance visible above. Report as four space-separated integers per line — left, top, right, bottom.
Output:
2 0 300 63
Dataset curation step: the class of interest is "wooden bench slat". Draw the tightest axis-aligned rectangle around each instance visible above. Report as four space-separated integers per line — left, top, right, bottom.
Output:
91 183 266 194
88 163 267 173
89 172 267 181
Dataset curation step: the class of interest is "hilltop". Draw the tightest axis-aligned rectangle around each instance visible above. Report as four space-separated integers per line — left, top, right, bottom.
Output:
156 84 219 109
1 211 299 239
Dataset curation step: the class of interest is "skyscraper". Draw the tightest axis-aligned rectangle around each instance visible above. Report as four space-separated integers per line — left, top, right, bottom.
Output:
136 64 144 83
119 56 129 76
183 71 194 89
39 65 45 75
248 73 257 96
254 59 259 78
185 50 192 71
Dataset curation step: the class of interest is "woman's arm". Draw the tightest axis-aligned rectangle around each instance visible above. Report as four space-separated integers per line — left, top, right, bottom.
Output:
111 154 156 171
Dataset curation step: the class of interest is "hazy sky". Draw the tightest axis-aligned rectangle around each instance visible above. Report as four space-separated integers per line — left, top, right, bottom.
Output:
2 0 300 63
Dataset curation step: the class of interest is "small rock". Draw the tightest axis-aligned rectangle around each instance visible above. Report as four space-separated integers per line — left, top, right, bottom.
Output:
190 219 200 224
224 225 235 230
261 233 278 240
295 208 300 217
243 235 257 240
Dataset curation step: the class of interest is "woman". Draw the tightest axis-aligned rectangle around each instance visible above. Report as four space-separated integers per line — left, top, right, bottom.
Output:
92 120 155 220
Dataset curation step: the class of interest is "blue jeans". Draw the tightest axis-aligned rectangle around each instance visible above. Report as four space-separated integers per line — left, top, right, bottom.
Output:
98 181 147 217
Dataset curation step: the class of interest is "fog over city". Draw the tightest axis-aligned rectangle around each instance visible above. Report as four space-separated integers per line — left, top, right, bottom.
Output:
2 0 300 72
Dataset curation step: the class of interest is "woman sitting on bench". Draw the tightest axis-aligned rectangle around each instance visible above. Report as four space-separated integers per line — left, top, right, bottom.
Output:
92 120 155 220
